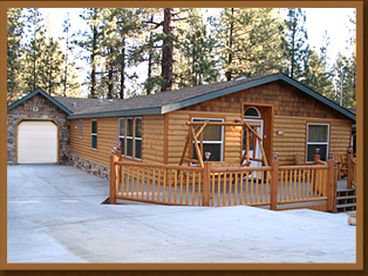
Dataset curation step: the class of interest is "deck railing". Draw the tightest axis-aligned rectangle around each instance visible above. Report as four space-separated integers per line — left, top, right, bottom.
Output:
109 150 337 211
208 167 272 207
347 150 357 189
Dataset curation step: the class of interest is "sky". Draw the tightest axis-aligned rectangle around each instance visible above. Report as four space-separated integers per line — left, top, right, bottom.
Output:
40 8 356 96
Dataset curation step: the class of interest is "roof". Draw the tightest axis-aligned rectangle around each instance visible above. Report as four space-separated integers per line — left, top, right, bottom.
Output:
7 74 356 122
7 88 73 115
54 96 121 113
68 73 356 121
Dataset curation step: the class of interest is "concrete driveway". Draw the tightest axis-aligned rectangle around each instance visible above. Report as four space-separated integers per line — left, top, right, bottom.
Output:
7 165 356 263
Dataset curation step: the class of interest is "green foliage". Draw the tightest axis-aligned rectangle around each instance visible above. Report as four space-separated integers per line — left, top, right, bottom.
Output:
7 7 355 109
7 8 25 102
174 9 220 87
215 8 286 80
282 8 310 79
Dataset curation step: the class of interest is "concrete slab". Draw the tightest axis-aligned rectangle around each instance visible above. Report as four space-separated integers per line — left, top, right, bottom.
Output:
7 164 356 263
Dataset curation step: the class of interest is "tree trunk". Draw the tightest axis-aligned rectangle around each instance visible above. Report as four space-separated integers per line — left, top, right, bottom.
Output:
225 8 235 81
63 25 69 97
119 36 126 99
33 28 37 91
107 47 114 99
146 16 154 95
161 8 173 92
90 9 98 99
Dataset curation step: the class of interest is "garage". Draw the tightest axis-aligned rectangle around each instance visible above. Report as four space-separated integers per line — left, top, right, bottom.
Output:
17 121 58 164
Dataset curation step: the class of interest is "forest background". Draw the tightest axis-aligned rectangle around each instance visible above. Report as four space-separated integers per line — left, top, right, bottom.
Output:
7 8 356 109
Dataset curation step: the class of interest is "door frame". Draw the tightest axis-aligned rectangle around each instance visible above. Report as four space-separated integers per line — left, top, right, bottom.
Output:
241 102 273 164
242 118 264 167
15 118 60 164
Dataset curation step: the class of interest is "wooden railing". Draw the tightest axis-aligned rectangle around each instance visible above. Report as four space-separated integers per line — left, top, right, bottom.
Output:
347 150 357 189
111 160 203 206
109 150 337 211
277 165 329 204
208 166 272 207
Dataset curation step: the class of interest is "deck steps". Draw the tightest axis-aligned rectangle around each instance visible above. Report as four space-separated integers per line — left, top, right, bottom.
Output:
336 189 356 212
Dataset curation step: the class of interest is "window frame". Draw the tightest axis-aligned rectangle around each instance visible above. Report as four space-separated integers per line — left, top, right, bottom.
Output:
125 117 134 159
91 119 98 150
244 106 261 118
191 117 224 162
118 118 126 156
78 119 83 138
134 117 143 160
306 123 330 163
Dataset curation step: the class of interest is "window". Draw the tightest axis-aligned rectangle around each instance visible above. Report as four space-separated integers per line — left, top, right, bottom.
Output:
192 118 224 161
244 107 261 118
134 118 142 159
78 119 83 138
91 120 97 149
126 118 133 158
118 118 125 155
306 123 329 162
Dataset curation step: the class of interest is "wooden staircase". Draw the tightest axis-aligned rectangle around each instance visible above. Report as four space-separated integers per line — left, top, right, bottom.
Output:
336 189 356 212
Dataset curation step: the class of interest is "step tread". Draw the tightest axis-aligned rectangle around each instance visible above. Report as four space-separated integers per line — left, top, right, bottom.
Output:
336 195 356 200
336 203 356 208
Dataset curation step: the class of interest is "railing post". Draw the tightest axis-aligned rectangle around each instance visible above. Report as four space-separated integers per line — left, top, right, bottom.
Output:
270 153 279 210
109 147 120 204
347 148 353 189
202 162 210 206
327 158 337 212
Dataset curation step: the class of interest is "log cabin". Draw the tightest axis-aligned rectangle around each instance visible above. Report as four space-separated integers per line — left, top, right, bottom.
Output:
7 73 355 179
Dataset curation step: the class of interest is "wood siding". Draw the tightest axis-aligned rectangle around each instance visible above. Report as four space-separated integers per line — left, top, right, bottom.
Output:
70 115 165 167
273 115 351 165
70 117 119 166
184 81 346 120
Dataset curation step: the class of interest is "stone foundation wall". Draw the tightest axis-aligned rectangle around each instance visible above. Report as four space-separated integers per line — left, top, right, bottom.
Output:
8 94 69 164
69 154 109 179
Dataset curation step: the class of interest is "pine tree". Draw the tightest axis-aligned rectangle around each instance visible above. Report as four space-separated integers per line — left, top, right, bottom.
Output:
282 8 310 80
22 8 47 92
7 8 25 103
302 31 334 98
78 8 103 98
61 13 81 97
175 9 219 87
216 8 285 80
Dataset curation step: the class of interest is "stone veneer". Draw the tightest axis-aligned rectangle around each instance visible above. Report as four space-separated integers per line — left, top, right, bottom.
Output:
7 94 69 164
69 153 109 179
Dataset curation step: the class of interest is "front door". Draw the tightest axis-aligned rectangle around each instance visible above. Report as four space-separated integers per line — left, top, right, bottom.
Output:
242 119 264 167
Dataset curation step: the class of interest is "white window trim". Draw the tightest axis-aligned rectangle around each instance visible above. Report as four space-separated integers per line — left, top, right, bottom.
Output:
78 119 83 138
191 117 224 161
91 119 98 150
306 123 330 163
118 118 125 156
244 106 261 118
134 117 143 160
125 117 134 158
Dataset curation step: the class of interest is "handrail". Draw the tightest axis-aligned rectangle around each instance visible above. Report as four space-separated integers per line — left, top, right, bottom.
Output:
210 166 272 172
115 160 203 171
279 164 328 170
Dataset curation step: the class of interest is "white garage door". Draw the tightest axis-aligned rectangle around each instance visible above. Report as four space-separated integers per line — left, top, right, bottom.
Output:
17 121 58 164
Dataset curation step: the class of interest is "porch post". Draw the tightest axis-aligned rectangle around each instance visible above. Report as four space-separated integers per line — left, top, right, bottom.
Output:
347 148 353 189
202 162 210 206
270 152 279 210
109 146 120 204
327 157 337 212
